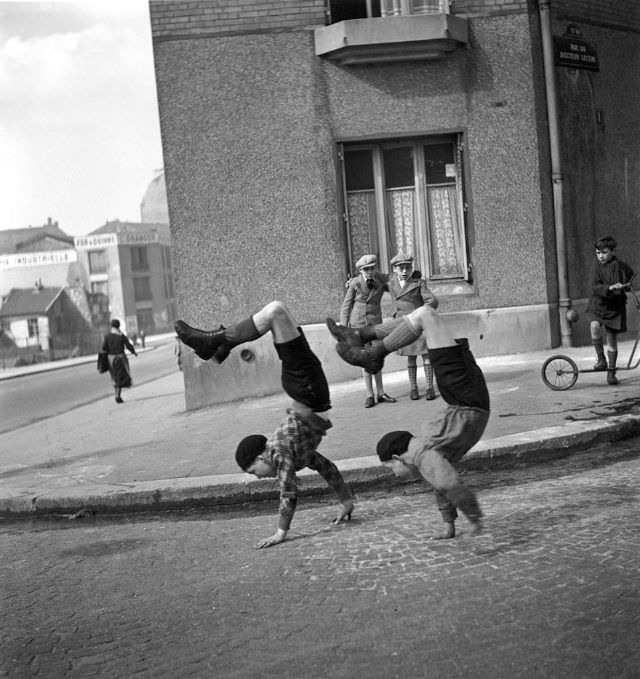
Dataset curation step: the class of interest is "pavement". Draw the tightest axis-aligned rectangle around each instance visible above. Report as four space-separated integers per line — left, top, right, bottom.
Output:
2 336 640 516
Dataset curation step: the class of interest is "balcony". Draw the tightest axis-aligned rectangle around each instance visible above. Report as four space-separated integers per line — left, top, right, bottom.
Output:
315 1 468 66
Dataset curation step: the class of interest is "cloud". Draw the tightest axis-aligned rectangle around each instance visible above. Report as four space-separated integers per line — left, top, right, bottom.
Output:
0 0 163 233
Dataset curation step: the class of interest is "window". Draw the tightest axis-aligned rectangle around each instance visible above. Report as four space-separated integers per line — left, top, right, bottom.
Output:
327 0 448 22
133 277 152 301
340 135 469 281
131 246 149 271
88 250 107 274
27 318 39 338
90 281 108 295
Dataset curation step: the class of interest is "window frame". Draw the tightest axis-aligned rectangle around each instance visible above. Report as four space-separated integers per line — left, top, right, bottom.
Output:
338 133 469 281
88 250 107 274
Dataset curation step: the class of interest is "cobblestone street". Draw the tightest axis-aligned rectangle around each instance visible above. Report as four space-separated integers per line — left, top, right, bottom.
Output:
2 442 639 679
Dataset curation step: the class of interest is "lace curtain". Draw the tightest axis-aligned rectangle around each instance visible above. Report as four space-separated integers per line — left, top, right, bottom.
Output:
387 189 415 257
428 186 464 276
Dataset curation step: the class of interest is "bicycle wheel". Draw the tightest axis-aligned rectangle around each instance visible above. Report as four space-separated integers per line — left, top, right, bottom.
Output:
541 355 579 391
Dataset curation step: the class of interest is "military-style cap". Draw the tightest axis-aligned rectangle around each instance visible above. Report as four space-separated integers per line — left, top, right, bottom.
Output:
390 252 414 267
355 254 377 270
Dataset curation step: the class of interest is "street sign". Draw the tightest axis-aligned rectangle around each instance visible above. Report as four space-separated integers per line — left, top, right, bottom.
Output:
554 24 599 71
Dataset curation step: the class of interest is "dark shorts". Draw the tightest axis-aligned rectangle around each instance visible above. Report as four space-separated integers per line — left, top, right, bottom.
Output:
275 329 331 412
420 405 490 464
429 341 490 411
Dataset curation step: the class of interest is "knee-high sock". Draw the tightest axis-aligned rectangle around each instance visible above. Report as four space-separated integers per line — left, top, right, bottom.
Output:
381 318 422 353
408 364 418 390
593 340 606 363
225 317 260 346
423 360 434 389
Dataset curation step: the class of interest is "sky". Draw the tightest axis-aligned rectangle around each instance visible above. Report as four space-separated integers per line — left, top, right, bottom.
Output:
0 0 164 236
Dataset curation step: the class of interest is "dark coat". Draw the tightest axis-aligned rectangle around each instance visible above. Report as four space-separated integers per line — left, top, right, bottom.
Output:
101 330 137 388
586 256 635 332
102 330 136 356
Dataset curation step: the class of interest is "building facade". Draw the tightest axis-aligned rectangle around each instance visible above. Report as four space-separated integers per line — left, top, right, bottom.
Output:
150 0 640 409
0 219 81 299
74 221 176 336
0 284 96 361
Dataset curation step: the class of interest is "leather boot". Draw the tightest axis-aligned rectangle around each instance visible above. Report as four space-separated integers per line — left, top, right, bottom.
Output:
326 318 363 347
175 317 260 364
336 340 386 374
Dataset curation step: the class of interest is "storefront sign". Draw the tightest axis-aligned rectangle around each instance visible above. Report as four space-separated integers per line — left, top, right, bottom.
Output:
0 249 77 268
554 25 598 71
74 234 117 249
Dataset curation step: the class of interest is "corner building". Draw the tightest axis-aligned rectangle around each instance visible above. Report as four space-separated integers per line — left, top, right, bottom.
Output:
150 0 640 409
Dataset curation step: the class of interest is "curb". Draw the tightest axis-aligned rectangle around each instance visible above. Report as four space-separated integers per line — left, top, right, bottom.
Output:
3 413 640 518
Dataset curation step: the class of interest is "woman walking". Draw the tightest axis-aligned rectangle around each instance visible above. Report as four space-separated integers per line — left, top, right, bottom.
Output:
101 319 137 403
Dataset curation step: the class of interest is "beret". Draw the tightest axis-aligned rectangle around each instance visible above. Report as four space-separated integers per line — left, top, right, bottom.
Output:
235 434 267 470
355 254 377 269
376 430 414 462
390 252 414 266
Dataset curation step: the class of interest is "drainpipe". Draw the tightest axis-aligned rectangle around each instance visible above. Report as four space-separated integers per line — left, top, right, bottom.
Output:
538 0 573 347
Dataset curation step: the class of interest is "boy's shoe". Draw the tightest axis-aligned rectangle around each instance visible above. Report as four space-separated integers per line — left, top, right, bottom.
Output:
410 388 420 400
364 396 375 408
326 318 363 347
336 341 385 374
377 393 397 404
174 320 230 363
593 359 607 371
425 388 437 401
607 371 619 385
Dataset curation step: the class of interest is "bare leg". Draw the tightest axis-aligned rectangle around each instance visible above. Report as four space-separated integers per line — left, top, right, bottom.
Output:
413 447 482 535
403 306 456 349
251 300 299 344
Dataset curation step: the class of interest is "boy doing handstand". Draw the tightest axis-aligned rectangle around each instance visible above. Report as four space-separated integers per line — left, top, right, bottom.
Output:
327 306 489 538
175 302 354 549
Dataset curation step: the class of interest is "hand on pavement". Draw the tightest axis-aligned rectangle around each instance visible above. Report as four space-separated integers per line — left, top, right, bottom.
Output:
256 529 287 549
332 499 354 524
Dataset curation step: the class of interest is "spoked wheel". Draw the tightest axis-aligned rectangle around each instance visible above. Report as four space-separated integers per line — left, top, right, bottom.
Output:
541 354 579 390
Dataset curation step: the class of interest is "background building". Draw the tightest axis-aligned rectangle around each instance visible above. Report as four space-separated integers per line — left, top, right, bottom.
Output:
0 218 81 299
148 1 639 409
74 220 175 336
0 283 96 363
0 173 175 365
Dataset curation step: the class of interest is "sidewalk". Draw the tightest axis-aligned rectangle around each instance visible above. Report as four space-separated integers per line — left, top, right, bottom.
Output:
0 332 176 381
1 340 640 515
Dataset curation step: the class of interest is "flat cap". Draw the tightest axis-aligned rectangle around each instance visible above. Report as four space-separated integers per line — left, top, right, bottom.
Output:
390 252 414 266
355 254 377 269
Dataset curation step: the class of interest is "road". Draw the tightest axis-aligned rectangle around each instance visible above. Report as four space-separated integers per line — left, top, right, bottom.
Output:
1 439 638 679
0 341 177 434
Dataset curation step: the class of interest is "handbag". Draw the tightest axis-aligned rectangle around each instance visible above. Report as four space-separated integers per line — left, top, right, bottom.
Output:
97 352 109 374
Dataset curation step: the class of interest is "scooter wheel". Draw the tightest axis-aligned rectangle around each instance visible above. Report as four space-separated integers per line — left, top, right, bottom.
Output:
541 354 579 391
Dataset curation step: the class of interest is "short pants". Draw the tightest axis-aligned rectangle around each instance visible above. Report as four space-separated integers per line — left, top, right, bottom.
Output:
275 328 331 412
428 340 490 410
419 405 490 465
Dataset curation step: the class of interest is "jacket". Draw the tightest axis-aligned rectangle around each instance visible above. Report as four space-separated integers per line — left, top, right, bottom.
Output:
388 277 438 318
339 272 389 327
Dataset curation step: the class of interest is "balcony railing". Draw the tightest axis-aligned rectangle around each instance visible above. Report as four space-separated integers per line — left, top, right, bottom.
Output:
380 0 450 16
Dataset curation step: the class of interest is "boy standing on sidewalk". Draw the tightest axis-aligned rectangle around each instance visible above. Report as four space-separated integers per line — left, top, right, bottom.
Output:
175 301 354 549
387 251 439 400
340 254 397 408
585 236 635 385
327 305 489 538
